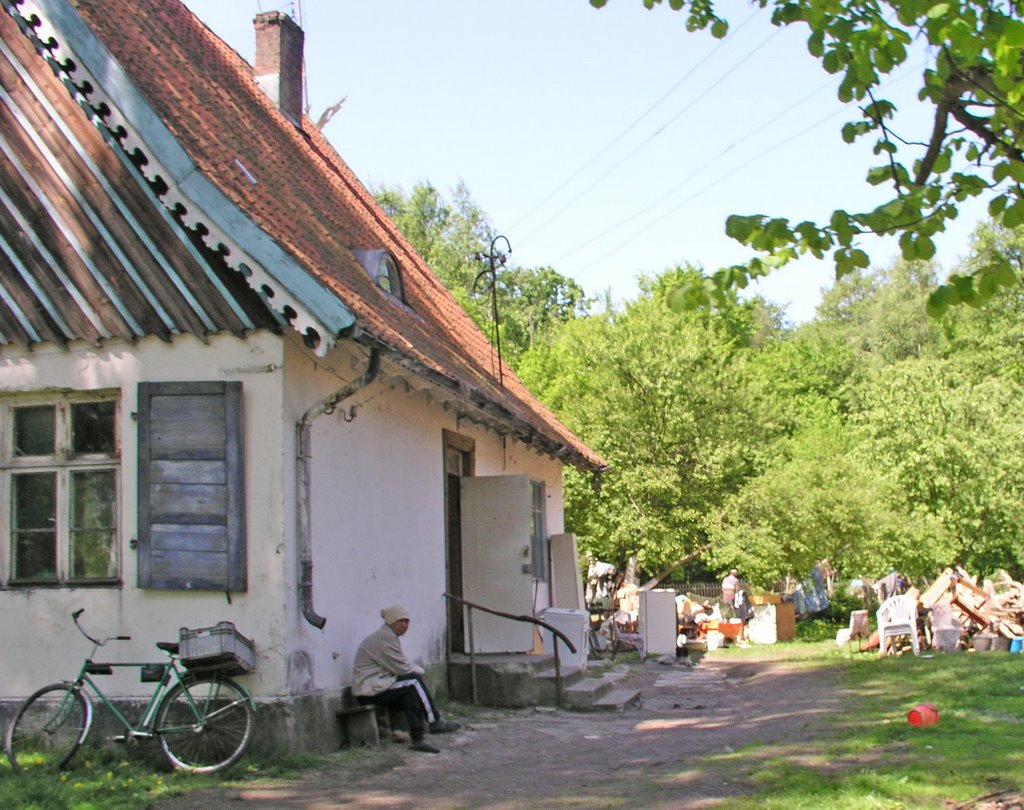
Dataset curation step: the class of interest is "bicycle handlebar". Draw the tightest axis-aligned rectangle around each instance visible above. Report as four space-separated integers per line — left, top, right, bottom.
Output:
71 609 131 645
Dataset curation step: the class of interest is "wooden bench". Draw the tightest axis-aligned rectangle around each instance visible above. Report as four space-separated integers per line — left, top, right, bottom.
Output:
336 700 405 747
336 704 382 747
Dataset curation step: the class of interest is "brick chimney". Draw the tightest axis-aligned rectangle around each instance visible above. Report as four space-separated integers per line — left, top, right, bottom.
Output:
254 11 304 125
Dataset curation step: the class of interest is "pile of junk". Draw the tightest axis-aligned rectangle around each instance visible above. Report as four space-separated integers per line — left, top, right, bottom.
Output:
839 566 1024 654
583 558 799 660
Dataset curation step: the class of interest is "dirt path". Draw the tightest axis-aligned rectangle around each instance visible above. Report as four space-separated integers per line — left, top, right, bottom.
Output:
155 653 847 809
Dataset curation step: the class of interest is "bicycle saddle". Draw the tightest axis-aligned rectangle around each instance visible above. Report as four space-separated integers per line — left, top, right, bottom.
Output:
157 641 180 654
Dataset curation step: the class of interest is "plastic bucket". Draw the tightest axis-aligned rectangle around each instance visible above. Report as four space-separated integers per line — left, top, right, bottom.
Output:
1011 637 1023 654
907 703 939 726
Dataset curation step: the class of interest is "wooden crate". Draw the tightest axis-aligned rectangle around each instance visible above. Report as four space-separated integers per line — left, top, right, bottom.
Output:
776 601 796 640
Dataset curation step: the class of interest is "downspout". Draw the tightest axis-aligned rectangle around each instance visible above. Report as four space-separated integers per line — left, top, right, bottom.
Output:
297 347 381 628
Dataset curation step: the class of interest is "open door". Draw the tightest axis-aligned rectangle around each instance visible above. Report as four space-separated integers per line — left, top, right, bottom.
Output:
460 475 535 653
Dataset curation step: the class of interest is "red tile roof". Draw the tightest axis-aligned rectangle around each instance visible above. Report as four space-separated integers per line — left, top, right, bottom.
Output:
10 0 605 472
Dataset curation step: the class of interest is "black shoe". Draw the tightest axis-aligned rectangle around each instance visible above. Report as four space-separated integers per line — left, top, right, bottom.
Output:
429 718 461 734
410 740 441 754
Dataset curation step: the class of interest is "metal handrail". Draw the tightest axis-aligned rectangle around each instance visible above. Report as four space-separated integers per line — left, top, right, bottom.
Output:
443 593 578 707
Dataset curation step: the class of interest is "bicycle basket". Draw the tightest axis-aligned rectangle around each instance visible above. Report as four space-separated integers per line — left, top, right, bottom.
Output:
178 622 255 675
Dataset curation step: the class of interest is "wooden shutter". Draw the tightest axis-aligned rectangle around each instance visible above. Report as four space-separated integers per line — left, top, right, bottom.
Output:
137 382 246 591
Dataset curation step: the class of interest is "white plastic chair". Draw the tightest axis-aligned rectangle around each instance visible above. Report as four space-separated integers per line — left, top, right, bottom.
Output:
876 594 920 656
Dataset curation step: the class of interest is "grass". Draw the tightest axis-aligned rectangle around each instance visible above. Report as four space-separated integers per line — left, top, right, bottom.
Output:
0 742 337 809
710 641 1024 809
3 641 1021 809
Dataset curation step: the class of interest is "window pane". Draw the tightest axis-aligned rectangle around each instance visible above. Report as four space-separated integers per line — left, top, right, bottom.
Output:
13 406 55 456
72 402 115 455
71 471 117 579
12 473 57 580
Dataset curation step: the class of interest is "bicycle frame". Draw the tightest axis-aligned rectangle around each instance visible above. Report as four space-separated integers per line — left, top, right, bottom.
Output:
69 656 193 740
63 609 252 741
8 609 257 775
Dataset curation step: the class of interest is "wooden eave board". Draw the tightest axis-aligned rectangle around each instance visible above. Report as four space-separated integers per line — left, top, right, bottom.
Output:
15 0 605 471
0 9 280 348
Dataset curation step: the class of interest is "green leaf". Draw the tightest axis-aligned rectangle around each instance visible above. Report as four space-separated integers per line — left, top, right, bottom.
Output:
725 215 758 243
926 3 950 19
988 194 1008 216
1001 19 1024 47
926 288 949 318
710 19 728 38
995 261 1017 287
1002 201 1024 228
915 235 936 259
866 166 892 186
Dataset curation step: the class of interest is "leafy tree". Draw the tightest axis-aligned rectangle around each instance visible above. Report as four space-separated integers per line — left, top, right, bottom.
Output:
814 259 946 364
851 359 1024 577
375 181 588 366
708 412 947 586
519 266 783 578
595 0 1024 314
939 221 1024 382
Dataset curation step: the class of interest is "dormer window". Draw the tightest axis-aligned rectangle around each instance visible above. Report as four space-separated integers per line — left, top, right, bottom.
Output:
352 249 404 302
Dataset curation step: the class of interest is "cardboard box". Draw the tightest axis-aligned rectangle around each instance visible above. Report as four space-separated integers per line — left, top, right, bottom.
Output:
750 592 782 605
775 601 796 641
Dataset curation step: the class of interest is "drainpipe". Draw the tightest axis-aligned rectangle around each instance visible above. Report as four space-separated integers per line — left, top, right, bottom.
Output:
297 347 381 628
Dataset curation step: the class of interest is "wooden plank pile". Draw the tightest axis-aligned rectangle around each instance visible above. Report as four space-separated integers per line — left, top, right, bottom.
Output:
919 567 1024 640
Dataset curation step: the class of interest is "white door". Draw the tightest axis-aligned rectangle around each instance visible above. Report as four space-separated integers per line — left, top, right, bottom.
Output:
460 475 534 653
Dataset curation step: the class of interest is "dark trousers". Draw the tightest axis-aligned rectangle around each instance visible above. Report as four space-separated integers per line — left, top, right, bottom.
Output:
356 673 438 741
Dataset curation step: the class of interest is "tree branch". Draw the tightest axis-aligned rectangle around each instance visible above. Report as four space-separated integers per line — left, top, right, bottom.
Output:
640 542 713 591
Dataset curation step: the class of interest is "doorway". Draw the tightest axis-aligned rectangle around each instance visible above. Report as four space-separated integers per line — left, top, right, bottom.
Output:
443 430 474 654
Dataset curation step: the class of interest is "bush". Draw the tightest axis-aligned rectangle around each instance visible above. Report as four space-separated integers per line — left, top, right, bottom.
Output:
796 589 868 641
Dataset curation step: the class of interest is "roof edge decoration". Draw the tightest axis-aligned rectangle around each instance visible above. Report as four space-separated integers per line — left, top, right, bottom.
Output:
3 0 607 473
10 0 356 354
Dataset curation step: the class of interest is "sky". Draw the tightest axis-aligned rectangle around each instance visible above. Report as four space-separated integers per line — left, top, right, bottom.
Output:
182 0 988 324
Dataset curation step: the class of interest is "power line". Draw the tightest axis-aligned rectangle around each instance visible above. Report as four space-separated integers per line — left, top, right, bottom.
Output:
514 20 782 249
506 7 764 235
552 73 843 264
568 64 926 278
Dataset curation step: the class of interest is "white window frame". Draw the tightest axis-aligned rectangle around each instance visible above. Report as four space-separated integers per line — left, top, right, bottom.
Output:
0 391 120 586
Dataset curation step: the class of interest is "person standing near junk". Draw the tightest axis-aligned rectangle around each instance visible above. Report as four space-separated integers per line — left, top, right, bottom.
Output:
721 569 740 607
352 605 461 754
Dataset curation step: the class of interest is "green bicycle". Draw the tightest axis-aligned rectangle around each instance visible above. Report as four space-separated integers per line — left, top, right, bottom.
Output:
5 609 256 775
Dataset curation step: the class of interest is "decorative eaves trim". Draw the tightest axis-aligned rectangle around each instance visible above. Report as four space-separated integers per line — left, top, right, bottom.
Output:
10 0 356 355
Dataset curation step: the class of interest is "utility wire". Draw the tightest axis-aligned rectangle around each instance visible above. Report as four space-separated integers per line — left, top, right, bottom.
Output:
514 20 783 249
569 63 925 277
552 73 843 264
507 7 763 235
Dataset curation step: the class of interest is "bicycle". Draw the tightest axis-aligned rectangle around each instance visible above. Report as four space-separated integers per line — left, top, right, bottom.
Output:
5 609 256 775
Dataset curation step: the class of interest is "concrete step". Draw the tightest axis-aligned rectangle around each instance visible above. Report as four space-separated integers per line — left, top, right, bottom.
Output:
448 654 633 708
592 686 642 712
561 676 616 709
448 654 585 707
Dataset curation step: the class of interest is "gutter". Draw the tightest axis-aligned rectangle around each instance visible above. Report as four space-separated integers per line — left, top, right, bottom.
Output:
296 347 381 628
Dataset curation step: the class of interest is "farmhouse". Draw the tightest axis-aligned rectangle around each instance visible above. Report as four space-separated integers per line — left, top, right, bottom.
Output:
0 0 605 751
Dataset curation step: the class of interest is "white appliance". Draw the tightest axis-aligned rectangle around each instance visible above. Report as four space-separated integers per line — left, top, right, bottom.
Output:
639 589 678 656
539 607 590 670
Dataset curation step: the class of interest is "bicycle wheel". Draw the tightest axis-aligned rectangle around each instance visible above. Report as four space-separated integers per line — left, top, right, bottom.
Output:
155 674 254 774
6 682 90 773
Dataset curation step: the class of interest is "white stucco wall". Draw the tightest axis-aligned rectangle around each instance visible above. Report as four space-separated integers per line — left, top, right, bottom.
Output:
0 330 572 705
0 332 288 698
282 337 568 695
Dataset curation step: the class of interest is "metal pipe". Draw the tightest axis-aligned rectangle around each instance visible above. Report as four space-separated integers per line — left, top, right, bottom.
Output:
467 606 477 704
297 347 381 628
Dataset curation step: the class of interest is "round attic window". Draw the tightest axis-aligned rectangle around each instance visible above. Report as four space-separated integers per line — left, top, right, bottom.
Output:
376 253 402 299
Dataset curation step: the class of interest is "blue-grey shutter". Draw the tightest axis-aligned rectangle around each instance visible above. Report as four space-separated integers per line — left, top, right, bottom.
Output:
137 382 246 591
